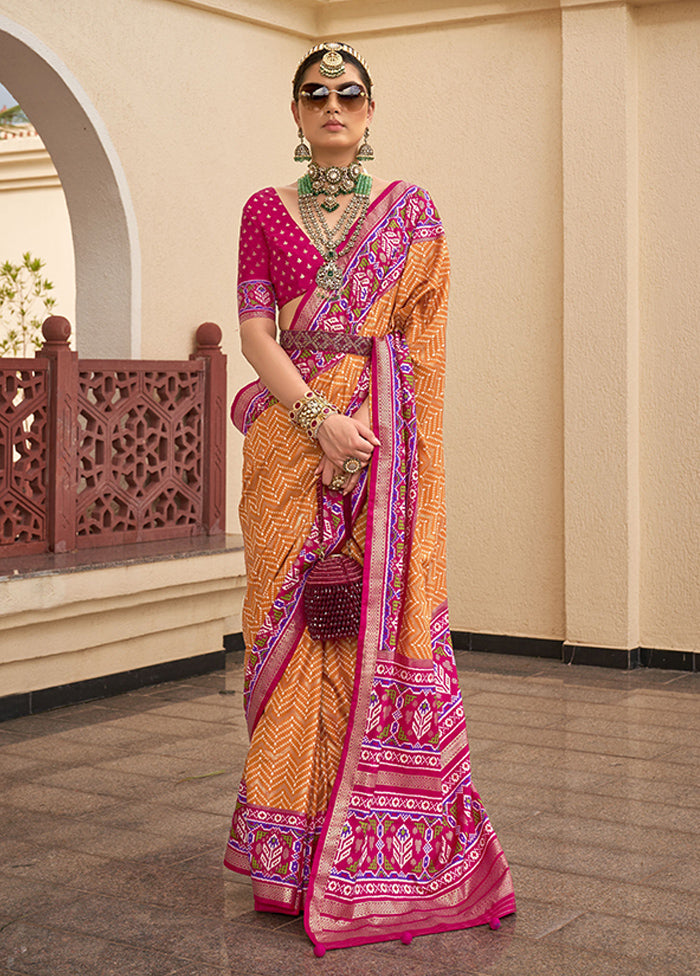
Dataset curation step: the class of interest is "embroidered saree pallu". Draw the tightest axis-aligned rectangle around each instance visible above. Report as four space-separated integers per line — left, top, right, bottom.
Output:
226 181 515 951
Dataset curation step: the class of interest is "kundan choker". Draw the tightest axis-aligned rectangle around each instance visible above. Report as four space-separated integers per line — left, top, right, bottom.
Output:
307 161 363 213
298 168 372 293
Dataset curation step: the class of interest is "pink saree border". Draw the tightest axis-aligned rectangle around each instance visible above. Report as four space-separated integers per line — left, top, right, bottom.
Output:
303 339 515 951
304 335 397 946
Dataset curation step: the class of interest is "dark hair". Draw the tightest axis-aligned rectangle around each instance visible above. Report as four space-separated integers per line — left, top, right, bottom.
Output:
292 46 373 101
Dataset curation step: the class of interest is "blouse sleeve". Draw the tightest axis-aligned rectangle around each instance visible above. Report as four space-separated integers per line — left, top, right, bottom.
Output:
237 194 277 323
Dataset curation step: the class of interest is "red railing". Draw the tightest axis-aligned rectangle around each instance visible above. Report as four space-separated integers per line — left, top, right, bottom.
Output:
0 317 226 555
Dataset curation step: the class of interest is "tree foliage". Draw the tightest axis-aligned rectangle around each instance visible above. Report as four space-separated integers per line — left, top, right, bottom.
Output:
0 103 29 130
0 253 56 357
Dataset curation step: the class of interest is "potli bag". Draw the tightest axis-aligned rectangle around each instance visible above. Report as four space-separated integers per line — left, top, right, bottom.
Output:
303 479 363 640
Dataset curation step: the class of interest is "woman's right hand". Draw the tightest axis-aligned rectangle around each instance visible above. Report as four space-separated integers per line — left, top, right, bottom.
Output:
315 412 380 472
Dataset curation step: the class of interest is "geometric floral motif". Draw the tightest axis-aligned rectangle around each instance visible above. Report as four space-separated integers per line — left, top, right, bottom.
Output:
0 367 48 551
77 366 204 544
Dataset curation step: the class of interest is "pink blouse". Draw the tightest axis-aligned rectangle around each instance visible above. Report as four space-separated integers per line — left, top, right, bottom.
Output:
237 187 323 323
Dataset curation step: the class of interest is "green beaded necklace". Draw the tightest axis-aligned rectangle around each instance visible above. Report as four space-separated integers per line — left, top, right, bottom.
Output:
298 171 372 293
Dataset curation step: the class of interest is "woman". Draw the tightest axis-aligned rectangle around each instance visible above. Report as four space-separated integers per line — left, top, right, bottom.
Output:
225 41 515 954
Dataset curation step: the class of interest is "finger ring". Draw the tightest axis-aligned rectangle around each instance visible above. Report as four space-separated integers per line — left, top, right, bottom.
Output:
329 472 347 491
342 457 362 475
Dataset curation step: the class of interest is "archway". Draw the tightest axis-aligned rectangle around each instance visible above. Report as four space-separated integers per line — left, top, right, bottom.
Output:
0 15 140 357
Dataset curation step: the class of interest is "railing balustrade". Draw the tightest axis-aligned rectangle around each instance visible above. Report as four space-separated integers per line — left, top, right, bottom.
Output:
0 317 226 555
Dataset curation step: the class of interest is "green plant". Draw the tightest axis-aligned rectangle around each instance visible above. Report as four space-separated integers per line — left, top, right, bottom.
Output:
0 103 29 131
0 253 56 357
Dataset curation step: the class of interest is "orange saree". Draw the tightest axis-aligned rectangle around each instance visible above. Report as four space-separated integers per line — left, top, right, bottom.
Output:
226 181 515 951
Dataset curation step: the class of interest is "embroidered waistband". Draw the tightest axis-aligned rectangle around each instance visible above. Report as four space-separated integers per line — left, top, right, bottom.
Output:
279 330 373 357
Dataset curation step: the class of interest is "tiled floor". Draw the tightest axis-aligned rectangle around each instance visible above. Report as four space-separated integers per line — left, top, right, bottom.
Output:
0 651 697 976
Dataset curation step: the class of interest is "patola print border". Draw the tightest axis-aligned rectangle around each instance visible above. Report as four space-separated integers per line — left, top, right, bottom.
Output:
304 337 515 951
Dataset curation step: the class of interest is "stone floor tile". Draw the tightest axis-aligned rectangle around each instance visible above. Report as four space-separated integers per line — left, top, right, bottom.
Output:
145 701 239 725
506 809 697 861
0 920 178 976
0 843 108 886
465 718 675 760
462 702 560 730
137 733 248 762
541 911 697 975
88 710 228 740
170 777 239 817
0 737 126 767
555 714 697 747
482 742 694 786
492 896 585 939
0 784 121 818
0 876 82 918
94 751 225 783
31 894 230 968
500 827 675 882
32 764 174 800
509 863 632 912
43 819 180 861
78 799 228 841
153 845 228 877
463 932 666 976
582 767 700 807
640 861 700 894
597 880 700 927
475 756 608 795
622 689 700 712
0 651 696 975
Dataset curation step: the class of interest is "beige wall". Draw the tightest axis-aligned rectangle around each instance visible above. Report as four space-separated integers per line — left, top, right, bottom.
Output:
637 0 699 651
0 133 75 338
0 0 697 699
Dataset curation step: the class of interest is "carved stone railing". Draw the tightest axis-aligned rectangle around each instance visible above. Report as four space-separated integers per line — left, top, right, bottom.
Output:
0 317 226 555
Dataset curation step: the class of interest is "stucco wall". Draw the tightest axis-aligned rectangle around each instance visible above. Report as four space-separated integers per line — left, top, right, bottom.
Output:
0 0 697 693
637 0 700 650
0 134 75 339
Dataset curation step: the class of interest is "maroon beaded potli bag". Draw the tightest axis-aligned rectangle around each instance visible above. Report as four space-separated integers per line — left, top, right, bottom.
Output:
303 480 363 640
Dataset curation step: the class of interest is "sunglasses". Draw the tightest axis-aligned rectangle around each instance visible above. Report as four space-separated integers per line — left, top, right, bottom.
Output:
298 82 368 112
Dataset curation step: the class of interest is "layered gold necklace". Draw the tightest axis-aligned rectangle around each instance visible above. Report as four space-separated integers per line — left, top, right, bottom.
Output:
298 165 372 293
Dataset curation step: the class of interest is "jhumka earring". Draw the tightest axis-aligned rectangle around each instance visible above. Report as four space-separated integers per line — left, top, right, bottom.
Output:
294 127 312 163
356 127 375 162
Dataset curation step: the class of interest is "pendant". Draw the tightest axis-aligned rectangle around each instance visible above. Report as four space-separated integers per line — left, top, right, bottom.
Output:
316 255 343 292
321 197 339 213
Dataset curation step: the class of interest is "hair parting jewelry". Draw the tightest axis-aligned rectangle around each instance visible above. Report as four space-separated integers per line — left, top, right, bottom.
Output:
294 42 373 88
289 390 339 440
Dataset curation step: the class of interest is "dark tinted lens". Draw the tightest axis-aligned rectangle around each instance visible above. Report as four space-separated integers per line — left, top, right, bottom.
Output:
337 84 366 110
300 84 330 107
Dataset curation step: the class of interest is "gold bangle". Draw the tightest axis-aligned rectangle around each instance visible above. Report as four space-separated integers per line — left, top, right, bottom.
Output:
289 390 339 440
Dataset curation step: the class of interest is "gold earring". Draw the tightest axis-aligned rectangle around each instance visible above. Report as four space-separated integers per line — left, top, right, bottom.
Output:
356 127 374 162
294 127 312 163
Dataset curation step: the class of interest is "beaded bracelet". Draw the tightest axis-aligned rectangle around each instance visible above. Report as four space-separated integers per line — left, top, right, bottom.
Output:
289 390 339 440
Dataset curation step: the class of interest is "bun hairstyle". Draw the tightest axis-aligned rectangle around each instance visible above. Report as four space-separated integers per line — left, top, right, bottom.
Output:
293 43 373 101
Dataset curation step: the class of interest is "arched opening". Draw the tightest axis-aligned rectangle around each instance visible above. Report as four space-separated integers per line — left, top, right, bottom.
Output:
0 15 140 357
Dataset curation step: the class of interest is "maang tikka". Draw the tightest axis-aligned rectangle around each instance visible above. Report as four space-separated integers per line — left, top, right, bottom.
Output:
294 127 312 163
356 128 374 162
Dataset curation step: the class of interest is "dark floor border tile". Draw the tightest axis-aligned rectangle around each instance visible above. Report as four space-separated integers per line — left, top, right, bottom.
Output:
449 632 697 672
452 632 562 660
0 650 225 723
223 632 245 655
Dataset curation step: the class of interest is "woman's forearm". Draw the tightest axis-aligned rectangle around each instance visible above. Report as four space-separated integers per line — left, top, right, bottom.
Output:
240 320 309 410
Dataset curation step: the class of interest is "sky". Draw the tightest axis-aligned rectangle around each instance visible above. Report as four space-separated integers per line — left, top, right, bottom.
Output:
0 82 17 109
